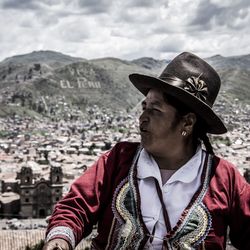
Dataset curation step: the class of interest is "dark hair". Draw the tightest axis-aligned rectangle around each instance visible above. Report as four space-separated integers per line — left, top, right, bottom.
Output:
163 93 214 155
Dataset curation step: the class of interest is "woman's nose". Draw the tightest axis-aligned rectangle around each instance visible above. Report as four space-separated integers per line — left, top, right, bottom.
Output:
139 110 149 124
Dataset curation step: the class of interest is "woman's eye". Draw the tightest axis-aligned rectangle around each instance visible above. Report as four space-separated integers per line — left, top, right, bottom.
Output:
153 108 161 113
141 107 161 113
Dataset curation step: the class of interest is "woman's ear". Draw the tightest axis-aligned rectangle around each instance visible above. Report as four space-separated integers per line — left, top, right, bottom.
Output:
182 113 197 135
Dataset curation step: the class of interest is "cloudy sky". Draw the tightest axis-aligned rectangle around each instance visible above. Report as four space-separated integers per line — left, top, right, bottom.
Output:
0 0 250 61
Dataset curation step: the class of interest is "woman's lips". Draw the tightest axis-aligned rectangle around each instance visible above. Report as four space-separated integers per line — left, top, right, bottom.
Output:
140 126 149 135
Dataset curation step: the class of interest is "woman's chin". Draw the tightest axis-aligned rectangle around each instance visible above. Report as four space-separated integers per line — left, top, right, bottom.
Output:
140 138 147 148
140 141 151 152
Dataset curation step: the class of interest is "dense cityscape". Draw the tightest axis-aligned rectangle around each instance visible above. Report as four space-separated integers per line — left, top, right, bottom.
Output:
0 93 249 249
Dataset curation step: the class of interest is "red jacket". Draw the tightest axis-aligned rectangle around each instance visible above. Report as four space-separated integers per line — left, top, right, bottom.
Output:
46 142 250 249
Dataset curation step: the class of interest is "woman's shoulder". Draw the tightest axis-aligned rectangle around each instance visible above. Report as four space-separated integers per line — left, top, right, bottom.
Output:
110 141 140 155
99 141 140 167
210 153 248 191
212 154 242 175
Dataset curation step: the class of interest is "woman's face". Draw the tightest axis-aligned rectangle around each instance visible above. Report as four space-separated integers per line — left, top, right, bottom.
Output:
139 89 184 157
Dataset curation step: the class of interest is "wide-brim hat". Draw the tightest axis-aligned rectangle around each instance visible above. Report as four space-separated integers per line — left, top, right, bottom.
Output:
129 52 227 134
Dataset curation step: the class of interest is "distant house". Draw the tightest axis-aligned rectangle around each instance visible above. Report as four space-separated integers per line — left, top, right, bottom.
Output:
0 166 63 218
0 190 20 218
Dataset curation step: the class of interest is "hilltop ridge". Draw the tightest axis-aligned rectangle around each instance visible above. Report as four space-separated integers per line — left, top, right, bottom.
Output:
0 50 250 119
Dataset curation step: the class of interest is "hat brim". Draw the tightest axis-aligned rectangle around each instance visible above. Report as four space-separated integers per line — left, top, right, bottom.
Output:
129 73 227 134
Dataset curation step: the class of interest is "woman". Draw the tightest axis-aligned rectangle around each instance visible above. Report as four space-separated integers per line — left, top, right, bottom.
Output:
43 52 250 250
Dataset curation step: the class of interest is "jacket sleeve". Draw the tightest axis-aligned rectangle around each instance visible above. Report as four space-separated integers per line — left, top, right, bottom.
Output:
45 144 119 248
228 166 250 250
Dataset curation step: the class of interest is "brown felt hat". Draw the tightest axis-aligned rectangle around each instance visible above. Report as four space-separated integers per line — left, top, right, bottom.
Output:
129 52 227 134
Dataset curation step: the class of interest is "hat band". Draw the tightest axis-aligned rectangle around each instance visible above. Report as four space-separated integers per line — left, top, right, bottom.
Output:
160 74 209 104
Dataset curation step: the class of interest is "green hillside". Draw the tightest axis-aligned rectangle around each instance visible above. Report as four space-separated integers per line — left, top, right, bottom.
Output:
0 50 249 118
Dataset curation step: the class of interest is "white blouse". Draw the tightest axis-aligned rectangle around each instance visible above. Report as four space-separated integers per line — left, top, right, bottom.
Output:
137 146 205 249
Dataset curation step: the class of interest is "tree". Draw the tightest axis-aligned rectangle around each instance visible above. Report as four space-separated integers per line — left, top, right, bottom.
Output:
25 240 44 250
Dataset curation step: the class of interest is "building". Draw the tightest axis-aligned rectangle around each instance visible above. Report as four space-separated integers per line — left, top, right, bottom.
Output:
0 166 63 218
17 166 63 218
0 189 20 218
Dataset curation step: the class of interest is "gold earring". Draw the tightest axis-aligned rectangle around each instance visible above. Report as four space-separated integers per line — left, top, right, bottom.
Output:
181 131 187 136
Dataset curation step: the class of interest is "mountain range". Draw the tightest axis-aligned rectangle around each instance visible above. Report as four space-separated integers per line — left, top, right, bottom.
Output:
0 50 249 118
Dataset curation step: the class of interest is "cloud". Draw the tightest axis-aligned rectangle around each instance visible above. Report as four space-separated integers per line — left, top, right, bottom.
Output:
1 0 38 10
1 0 73 11
54 16 93 42
190 0 250 31
157 36 186 53
77 0 112 14
190 1 224 29
116 8 158 25
122 0 168 8
0 0 250 62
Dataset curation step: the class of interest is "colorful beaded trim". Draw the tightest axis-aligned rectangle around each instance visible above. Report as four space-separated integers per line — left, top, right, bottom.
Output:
110 148 213 249
110 147 145 249
169 154 212 249
46 225 75 249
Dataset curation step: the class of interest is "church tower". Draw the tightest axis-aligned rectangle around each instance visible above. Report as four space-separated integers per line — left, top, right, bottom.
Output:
19 167 34 217
50 166 63 205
